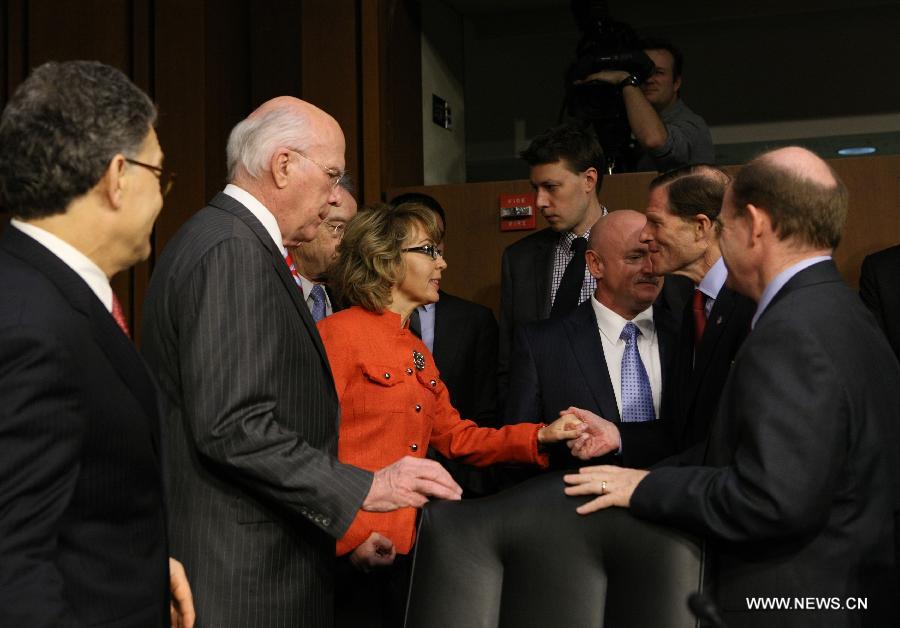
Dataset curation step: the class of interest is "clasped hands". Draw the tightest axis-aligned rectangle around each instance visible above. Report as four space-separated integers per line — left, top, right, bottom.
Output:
556 406 649 514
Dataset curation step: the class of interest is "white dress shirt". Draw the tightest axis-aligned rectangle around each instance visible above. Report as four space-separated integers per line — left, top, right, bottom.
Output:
590 296 662 418
223 184 285 255
10 219 113 312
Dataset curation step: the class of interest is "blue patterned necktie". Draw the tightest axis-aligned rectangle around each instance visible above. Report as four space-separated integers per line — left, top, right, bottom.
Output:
309 284 327 322
619 322 655 422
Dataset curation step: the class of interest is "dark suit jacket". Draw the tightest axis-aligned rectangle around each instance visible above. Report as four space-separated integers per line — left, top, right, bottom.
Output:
498 228 691 406
860 244 900 362
428 290 500 496
505 299 679 470
498 228 558 405
0 226 169 627
433 290 499 426
632 261 900 627
666 283 755 461
141 192 373 628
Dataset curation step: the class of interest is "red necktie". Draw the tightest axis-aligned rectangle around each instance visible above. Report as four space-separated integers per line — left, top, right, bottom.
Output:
692 289 706 346
112 293 131 338
283 251 304 291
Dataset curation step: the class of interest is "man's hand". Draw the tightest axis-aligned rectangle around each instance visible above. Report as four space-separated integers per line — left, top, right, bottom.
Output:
573 70 630 86
559 406 621 459
537 412 587 444
349 532 397 572
169 557 195 628
362 456 462 512
563 465 649 514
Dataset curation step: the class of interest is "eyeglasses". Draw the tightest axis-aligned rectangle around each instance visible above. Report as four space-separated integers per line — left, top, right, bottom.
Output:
322 220 346 240
287 148 345 190
125 158 176 197
401 244 444 260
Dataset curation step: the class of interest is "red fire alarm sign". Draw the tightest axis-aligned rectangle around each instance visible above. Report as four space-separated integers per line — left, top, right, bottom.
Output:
499 193 536 231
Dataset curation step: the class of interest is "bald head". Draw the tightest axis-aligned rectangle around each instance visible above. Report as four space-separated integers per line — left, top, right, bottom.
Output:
760 146 837 187
589 209 646 253
586 210 661 319
731 145 847 250
227 96 344 183
225 96 347 247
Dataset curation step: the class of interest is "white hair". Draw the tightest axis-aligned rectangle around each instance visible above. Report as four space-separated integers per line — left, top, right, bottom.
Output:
225 105 314 182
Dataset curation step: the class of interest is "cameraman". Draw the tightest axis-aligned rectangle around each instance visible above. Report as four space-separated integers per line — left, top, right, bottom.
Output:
577 40 714 172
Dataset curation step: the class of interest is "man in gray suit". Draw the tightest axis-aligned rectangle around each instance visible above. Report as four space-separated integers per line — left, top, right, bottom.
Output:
141 97 461 627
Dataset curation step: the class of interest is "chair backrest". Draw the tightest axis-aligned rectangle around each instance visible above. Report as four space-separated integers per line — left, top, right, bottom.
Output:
405 471 705 628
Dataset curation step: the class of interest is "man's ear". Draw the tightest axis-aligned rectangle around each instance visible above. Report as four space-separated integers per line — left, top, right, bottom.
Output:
745 204 770 242
102 154 128 209
694 213 713 241
586 248 604 280
270 149 292 189
583 167 598 195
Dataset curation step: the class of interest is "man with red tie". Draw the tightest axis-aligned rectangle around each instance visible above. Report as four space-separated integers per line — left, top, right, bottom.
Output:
0 61 193 627
638 164 755 460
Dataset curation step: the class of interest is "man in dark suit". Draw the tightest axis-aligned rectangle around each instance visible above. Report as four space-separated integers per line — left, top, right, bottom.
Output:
506 210 677 470
498 123 607 404
141 97 461 627
0 61 193 627
640 164 755 458
566 147 899 627
860 244 900 362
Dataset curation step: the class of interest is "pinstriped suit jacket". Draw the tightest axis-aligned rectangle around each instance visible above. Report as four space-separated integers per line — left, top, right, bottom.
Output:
141 192 373 628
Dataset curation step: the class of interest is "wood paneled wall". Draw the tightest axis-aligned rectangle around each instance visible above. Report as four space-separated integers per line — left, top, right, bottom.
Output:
1 0 423 344
390 155 900 316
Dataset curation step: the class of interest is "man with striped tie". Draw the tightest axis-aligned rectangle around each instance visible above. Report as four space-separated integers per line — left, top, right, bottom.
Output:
505 209 679 473
288 183 358 321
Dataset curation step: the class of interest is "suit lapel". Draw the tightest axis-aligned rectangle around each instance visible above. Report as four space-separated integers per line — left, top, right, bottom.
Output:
208 193 331 368
653 303 678 398
688 286 739 399
535 231 557 319
564 303 621 422
433 293 458 371
1 227 161 452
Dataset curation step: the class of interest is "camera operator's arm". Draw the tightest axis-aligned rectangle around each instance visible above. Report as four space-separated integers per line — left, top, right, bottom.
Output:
575 71 668 152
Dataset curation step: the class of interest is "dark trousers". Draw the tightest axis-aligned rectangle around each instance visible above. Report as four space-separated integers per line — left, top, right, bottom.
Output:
334 553 413 628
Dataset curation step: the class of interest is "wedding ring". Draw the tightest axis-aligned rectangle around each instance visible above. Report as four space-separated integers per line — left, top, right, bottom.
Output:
601 480 608 494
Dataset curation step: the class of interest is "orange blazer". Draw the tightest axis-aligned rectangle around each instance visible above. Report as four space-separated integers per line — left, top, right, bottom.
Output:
318 306 547 556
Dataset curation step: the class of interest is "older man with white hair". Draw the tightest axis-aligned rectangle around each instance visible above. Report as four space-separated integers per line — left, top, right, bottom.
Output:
141 97 461 627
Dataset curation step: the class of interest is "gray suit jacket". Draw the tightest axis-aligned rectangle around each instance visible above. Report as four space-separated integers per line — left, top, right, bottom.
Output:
141 192 372 628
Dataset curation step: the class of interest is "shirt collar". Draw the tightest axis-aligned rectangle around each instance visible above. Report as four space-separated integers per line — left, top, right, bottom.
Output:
752 255 832 328
698 256 728 299
10 218 113 311
591 295 655 344
223 183 285 255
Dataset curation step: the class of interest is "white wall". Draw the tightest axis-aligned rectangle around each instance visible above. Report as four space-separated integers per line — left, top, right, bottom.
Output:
422 1 467 184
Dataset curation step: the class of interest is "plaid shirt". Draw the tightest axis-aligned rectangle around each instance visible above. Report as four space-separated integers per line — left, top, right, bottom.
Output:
549 206 608 308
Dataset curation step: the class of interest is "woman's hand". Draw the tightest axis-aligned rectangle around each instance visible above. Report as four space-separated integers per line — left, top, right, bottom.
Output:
349 532 397 572
537 413 587 444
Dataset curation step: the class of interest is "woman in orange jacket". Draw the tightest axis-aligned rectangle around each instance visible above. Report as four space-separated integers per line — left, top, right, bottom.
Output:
318 201 583 626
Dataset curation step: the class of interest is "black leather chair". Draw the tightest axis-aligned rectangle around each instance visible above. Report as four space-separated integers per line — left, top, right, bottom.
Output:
405 471 706 628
